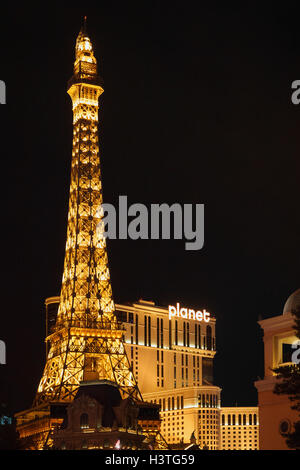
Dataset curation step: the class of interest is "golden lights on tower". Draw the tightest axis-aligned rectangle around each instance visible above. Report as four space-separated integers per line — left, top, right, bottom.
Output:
15 21 167 451
33 22 140 407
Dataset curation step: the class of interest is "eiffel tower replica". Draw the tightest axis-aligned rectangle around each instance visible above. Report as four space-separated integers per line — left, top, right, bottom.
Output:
15 20 168 450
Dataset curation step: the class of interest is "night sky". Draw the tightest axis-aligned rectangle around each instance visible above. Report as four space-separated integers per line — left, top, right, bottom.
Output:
0 2 299 416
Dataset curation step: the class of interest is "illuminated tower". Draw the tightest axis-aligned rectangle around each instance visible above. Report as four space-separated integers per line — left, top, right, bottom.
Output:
34 22 140 406
15 22 167 450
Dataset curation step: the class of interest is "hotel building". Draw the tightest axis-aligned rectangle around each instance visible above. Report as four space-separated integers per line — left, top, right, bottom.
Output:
255 288 300 450
115 299 259 450
44 296 259 449
220 407 259 450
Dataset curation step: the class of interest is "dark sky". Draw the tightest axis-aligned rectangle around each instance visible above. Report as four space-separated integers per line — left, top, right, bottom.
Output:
0 2 299 415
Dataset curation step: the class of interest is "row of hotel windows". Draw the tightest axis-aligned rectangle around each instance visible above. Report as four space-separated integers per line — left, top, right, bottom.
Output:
198 394 219 408
155 351 202 388
116 311 215 350
150 396 184 411
221 414 258 426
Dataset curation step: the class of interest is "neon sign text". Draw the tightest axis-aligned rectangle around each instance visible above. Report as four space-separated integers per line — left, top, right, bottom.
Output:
168 303 210 322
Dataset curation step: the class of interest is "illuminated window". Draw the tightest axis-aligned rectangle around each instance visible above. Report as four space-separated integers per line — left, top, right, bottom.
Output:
80 413 89 429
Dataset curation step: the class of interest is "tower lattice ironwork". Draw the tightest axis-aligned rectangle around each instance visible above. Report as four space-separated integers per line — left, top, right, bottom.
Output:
34 23 141 407
15 23 168 450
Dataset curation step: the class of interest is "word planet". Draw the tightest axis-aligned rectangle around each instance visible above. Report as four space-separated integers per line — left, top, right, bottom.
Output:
168 303 210 322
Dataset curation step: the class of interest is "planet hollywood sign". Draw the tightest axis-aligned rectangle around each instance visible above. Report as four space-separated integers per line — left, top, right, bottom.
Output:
168 303 210 322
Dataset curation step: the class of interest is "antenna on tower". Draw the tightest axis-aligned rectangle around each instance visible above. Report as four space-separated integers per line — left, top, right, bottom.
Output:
83 15 87 33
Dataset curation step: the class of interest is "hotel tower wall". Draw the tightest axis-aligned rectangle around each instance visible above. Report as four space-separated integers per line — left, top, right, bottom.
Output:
115 299 220 449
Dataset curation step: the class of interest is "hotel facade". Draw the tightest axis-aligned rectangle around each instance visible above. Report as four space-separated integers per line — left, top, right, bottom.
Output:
45 297 259 450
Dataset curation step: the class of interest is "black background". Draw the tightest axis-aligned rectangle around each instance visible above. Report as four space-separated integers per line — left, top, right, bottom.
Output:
0 2 299 415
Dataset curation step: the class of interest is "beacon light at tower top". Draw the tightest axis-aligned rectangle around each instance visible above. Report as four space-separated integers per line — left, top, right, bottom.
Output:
168 302 211 322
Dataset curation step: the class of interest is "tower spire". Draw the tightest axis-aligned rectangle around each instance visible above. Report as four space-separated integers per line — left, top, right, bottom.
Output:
83 15 87 33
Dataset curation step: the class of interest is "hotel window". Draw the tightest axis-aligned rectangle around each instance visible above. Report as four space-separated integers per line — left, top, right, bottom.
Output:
157 318 160 348
221 415 225 426
168 398 171 411
172 397 174 410
187 322 190 347
161 318 163 348
80 413 89 429
144 316 147 346
238 414 241 425
148 316 151 346
232 415 236 425
169 320 172 349
183 322 186 346
175 320 178 345
128 312 133 324
249 414 252 425
243 415 246 425
135 314 138 344
254 414 257 425
181 396 183 409
207 325 212 350
163 398 165 411
116 310 127 323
